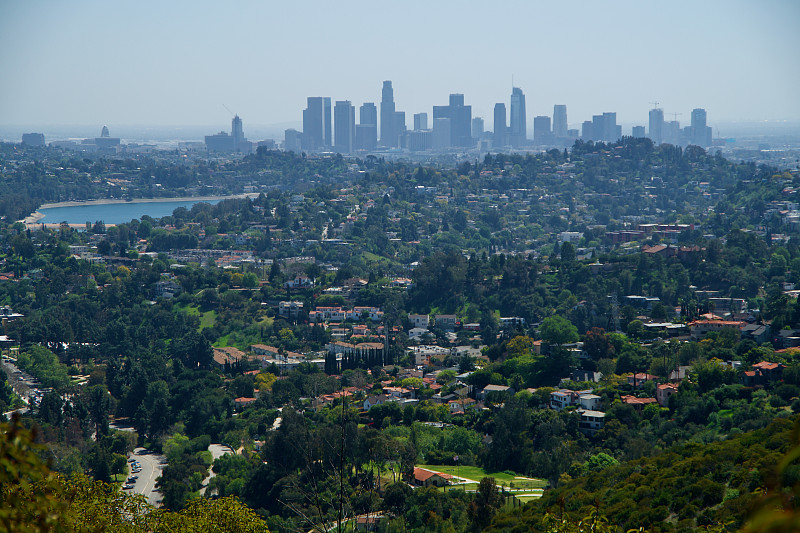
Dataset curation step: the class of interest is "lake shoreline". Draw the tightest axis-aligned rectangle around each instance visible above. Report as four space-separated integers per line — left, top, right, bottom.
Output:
20 193 260 227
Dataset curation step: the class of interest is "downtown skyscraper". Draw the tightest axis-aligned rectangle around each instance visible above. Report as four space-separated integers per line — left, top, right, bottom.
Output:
433 93 473 148
493 103 507 147
334 100 355 153
380 81 399 148
649 107 664 145
302 97 331 150
553 105 568 138
509 87 527 147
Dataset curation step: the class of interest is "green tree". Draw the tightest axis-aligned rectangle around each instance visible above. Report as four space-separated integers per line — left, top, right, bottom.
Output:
540 316 579 348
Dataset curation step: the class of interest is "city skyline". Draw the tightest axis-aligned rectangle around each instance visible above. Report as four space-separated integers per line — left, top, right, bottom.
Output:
1 0 799 130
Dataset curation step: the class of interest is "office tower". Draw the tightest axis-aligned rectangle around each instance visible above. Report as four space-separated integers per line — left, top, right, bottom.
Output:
380 81 396 147
493 103 507 147
632 126 646 138
361 102 378 127
553 105 568 138
691 108 711 146
433 93 473 147
472 117 484 140
663 120 680 145
649 107 664 145
533 115 552 145
303 97 332 150
581 121 593 140
231 115 244 151
21 133 45 147
334 100 355 153
395 111 407 137
284 129 302 152
433 118 451 150
414 112 428 131
592 115 604 142
407 130 432 151
509 87 527 147
355 102 378 151
602 112 618 143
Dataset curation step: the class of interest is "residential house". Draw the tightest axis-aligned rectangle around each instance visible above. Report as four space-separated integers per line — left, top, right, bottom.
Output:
234 397 257 411
620 395 658 412
742 361 786 386
740 323 771 344
550 389 594 410
363 394 389 411
688 320 745 340
572 370 603 383
278 301 304 319
578 394 602 411
408 314 430 329
577 410 605 435
154 279 182 299
212 346 247 368
656 383 679 407
478 384 514 401
284 275 314 289
434 314 458 331
413 468 453 487
627 373 657 388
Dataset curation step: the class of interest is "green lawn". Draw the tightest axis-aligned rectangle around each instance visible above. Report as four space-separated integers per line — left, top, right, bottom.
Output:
175 303 217 330
417 464 548 490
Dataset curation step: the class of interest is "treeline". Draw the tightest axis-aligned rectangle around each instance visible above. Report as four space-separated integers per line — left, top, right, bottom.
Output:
488 416 800 532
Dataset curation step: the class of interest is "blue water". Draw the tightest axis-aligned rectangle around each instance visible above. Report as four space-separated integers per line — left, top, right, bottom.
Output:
37 199 221 225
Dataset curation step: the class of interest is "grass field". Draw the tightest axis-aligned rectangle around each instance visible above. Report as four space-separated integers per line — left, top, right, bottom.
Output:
417 464 548 490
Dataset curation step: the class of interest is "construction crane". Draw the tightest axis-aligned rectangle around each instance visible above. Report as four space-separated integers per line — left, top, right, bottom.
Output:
670 112 682 123
649 101 660 110
222 104 235 117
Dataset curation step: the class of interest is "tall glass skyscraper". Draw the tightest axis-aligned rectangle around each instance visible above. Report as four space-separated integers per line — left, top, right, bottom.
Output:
302 97 331 150
334 100 355 153
493 103 507 147
380 81 396 147
553 105 568 138
649 107 664 145
509 87 527 147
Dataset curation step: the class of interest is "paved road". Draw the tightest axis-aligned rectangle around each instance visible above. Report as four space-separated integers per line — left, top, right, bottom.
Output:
199 444 234 496
127 447 166 507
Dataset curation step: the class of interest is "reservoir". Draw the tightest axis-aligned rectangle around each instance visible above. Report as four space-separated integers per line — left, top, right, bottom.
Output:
35 198 226 225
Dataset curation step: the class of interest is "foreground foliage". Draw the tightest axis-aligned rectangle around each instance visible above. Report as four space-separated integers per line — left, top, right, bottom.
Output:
0 416 269 533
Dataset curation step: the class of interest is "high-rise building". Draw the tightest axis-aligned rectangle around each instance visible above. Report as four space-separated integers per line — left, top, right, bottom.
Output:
231 115 244 152
355 103 378 151
21 133 45 147
691 108 711 146
663 120 680 146
649 107 664 145
592 115 604 142
284 129 302 152
407 130 432 151
533 115 552 145
414 113 428 131
581 121 593 140
602 112 618 143
509 87 527 147
472 117 484 140
303 97 332 150
380 81 396 147
432 118 452 150
632 126 646 138
493 103 507 147
433 93 473 147
553 105 568 138
334 100 355 154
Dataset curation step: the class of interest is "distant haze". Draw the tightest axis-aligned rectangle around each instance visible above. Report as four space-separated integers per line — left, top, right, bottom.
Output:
2 0 799 134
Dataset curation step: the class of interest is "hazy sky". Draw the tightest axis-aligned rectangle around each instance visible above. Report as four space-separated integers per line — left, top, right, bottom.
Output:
2 0 799 133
